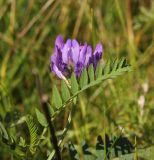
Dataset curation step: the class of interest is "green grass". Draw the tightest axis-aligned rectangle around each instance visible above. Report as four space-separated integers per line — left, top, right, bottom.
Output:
0 0 154 159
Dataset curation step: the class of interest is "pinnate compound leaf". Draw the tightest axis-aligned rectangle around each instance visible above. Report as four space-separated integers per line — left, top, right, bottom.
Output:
51 58 131 119
25 115 39 154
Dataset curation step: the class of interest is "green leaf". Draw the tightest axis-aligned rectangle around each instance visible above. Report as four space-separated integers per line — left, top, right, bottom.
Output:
35 108 48 127
118 57 126 68
61 80 70 102
80 68 88 89
82 141 94 160
88 64 94 82
96 136 104 160
104 60 111 75
68 142 80 160
115 146 154 160
0 122 9 140
52 59 131 119
112 59 119 71
19 137 26 148
47 151 55 160
71 73 79 94
52 85 62 109
48 103 55 115
25 115 39 154
95 61 103 79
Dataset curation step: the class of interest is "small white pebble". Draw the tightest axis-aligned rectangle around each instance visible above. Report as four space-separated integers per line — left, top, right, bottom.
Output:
142 82 149 93
138 95 145 116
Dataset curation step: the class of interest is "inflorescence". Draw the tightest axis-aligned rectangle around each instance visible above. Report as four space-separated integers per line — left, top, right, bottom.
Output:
50 35 103 80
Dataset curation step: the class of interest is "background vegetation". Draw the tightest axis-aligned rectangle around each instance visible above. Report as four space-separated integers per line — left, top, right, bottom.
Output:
0 0 154 159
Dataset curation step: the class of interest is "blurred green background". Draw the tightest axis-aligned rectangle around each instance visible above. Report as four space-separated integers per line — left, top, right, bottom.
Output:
0 0 154 159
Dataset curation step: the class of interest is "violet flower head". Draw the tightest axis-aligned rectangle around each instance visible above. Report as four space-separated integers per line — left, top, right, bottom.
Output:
51 35 103 80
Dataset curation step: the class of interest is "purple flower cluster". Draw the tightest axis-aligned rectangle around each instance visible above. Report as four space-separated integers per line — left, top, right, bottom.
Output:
50 35 103 80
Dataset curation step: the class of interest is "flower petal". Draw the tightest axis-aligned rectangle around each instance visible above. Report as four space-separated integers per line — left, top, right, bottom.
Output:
79 43 87 64
72 39 80 64
51 62 66 80
51 53 57 64
59 62 69 76
62 39 71 64
93 43 103 59
93 43 103 68
55 35 64 49
51 48 62 67
84 45 92 66
74 62 84 77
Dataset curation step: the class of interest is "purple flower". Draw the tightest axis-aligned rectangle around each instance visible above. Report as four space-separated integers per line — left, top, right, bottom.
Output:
93 43 103 69
51 35 103 80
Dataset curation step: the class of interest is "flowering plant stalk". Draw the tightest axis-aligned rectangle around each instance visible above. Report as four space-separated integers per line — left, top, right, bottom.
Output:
0 35 132 160
42 35 132 159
